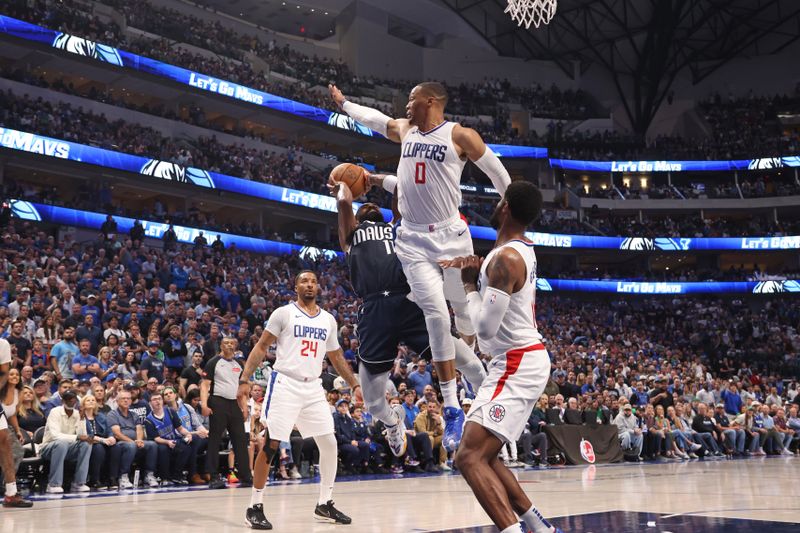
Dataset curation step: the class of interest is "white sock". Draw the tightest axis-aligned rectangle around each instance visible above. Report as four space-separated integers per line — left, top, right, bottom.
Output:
250 487 264 507
521 505 555 533
315 433 338 505
5 482 17 497
500 524 524 533
440 378 459 410
453 337 486 391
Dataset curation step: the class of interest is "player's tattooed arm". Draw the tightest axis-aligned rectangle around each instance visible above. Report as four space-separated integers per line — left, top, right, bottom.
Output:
485 248 526 294
326 348 363 403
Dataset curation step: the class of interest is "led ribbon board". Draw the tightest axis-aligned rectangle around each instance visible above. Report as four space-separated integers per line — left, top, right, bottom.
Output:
0 15 546 159
11 200 800 295
9 199 341 261
3 127 800 251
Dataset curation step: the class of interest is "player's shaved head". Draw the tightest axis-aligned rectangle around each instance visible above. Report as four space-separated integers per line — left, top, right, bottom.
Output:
414 82 448 106
355 203 383 223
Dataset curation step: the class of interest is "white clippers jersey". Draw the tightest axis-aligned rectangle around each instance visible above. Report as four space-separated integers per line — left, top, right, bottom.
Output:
477 240 542 356
265 302 340 381
397 121 466 225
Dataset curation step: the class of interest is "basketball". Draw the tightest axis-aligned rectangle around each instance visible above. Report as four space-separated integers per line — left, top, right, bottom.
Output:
330 163 367 197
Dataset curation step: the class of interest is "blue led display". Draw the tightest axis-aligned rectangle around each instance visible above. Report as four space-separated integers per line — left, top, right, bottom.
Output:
11 200 800 295
0 15 546 158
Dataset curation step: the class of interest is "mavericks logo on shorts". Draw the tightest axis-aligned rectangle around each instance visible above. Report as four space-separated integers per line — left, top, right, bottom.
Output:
579 438 596 464
488 404 506 423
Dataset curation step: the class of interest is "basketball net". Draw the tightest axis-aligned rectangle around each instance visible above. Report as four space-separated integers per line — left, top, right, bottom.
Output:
504 0 557 29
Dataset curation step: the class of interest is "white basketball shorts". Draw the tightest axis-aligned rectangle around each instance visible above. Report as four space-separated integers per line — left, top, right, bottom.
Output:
260 371 333 442
467 342 551 443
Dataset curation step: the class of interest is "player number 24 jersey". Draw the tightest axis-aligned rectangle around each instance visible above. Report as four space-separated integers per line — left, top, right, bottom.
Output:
265 302 340 381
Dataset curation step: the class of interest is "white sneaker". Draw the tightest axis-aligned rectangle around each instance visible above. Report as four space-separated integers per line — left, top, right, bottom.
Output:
144 472 159 488
119 476 134 490
690 443 702 451
289 466 302 479
46 485 64 494
71 484 90 493
781 449 793 456
383 404 408 457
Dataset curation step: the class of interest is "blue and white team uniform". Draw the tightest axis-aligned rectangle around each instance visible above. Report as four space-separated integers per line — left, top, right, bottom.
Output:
467 240 551 443
260 303 340 441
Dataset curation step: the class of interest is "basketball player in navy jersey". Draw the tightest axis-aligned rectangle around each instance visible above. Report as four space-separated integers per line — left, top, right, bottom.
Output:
329 82 512 450
443 182 563 533
329 180 486 459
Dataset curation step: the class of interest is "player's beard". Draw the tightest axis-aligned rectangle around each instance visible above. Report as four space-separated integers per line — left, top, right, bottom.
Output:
489 204 502 230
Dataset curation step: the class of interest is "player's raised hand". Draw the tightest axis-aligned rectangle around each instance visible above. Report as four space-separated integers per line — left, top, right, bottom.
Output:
328 83 346 110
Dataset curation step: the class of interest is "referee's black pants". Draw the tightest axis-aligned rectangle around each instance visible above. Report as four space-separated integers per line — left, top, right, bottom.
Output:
206 396 252 482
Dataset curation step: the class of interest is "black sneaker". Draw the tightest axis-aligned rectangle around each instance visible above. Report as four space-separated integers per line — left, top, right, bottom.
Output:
246 504 273 530
208 476 227 490
3 494 33 508
314 500 352 524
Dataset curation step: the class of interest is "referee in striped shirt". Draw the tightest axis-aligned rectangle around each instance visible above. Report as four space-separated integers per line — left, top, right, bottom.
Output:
200 337 253 489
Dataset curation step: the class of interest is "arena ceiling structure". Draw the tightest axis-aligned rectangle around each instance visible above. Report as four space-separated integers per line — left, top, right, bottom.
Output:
439 0 800 134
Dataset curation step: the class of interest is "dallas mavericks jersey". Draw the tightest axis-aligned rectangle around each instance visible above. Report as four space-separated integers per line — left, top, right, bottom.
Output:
397 121 466 225
347 221 410 297
265 303 340 381
477 240 542 356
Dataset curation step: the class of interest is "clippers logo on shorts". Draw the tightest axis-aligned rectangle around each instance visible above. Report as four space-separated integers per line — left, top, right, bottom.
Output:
488 404 506 422
140 160 215 188
489 293 497 305
401 141 448 162
579 438 596 464
52 33 123 66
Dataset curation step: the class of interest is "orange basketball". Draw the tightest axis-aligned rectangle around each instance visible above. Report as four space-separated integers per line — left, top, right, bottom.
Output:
330 163 367 197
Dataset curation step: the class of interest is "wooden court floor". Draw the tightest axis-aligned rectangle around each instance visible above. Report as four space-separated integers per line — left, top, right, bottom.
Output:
3 456 798 533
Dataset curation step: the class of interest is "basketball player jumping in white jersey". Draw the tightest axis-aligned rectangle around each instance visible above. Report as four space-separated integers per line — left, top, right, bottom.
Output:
442 181 563 533
329 81 512 450
238 270 361 529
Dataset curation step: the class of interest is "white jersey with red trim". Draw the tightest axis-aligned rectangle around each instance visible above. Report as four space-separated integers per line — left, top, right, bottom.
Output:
477 239 542 356
396 121 466 225
265 302 340 381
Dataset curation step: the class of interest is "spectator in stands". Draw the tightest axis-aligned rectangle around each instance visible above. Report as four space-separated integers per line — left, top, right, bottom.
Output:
613 404 643 460
163 386 208 484
71 339 100 383
144 391 192 485
692 403 723 456
16 385 46 439
334 399 369 475
50 327 79 382
81 393 115 490
107 389 159 489
76 314 103 355
414 401 446 472
712 403 745 455
407 360 433 396
39 390 92 493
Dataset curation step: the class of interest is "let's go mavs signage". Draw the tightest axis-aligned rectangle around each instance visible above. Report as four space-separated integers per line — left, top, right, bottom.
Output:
550 156 800 173
4 127 800 252
0 15 545 159
535 279 800 295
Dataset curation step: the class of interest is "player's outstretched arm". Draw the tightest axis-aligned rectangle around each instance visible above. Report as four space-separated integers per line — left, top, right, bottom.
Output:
452 125 512 196
331 181 358 253
328 84 409 143
326 348 362 403
458 249 525 340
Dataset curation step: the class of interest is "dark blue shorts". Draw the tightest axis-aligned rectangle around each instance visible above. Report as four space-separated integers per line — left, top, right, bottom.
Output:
356 294 430 374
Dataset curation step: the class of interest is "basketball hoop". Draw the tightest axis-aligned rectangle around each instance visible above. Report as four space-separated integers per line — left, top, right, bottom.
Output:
504 0 557 29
